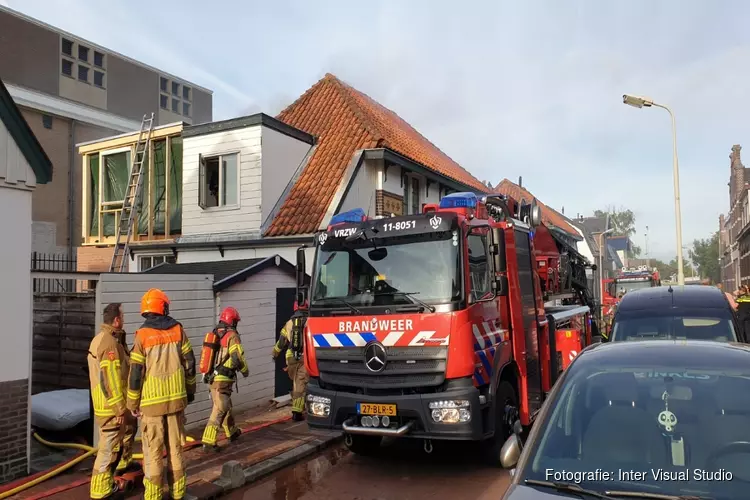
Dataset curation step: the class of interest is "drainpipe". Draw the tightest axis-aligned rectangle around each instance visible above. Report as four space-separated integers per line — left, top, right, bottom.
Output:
67 120 76 263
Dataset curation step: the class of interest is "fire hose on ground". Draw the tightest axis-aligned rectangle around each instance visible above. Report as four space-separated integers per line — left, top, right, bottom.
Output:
0 415 291 500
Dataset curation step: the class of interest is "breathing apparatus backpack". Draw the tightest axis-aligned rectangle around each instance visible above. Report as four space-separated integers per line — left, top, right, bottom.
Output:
199 328 222 375
290 311 306 361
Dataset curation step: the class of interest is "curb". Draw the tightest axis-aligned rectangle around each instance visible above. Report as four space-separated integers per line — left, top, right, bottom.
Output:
186 430 344 499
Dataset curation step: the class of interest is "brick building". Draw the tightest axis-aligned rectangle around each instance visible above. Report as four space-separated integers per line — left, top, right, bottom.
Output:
0 5 212 257
720 144 750 292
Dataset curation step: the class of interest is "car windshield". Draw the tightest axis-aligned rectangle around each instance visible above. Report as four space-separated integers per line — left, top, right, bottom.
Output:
311 232 461 307
519 360 750 499
612 310 737 342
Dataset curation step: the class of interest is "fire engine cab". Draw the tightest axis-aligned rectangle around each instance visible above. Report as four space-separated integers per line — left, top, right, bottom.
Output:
296 192 597 462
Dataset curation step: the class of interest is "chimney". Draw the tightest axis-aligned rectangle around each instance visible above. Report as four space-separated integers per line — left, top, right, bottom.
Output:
518 176 522 188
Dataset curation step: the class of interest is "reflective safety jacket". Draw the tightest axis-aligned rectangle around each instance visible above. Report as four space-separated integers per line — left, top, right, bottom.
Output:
273 319 296 363
87 324 129 422
127 314 196 417
211 327 249 388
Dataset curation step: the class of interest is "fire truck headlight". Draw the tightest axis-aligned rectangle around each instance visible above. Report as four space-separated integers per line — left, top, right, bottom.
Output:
307 395 331 417
428 400 471 423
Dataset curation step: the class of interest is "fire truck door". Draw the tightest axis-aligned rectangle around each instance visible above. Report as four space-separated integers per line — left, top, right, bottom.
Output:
514 228 543 413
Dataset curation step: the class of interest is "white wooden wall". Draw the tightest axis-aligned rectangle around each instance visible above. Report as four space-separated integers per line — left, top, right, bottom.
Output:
95 273 216 428
0 119 37 188
216 266 296 415
181 126 262 236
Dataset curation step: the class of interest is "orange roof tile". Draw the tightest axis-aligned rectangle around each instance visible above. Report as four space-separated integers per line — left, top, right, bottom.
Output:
494 179 579 236
265 73 488 236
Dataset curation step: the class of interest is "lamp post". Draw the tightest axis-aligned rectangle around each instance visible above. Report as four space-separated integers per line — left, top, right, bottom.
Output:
622 94 685 285
598 228 615 318
645 225 650 267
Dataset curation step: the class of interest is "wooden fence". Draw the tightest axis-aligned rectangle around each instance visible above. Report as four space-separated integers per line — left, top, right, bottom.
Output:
32 294 96 394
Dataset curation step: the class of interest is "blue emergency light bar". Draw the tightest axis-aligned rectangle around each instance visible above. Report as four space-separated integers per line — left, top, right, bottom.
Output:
330 208 367 225
439 192 478 209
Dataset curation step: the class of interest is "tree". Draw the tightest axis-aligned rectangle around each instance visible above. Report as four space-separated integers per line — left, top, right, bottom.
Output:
689 232 720 284
652 258 678 280
594 206 642 257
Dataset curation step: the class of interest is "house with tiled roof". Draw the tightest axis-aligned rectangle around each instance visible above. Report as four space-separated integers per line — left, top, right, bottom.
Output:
75 73 489 274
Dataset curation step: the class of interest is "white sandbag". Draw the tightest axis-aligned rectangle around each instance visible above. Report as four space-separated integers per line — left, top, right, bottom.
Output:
31 389 90 431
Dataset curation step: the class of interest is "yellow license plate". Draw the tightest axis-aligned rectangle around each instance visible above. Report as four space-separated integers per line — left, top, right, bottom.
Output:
357 403 397 416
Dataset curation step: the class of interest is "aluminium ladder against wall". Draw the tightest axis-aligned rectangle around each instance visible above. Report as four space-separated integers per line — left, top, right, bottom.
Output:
109 113 155 273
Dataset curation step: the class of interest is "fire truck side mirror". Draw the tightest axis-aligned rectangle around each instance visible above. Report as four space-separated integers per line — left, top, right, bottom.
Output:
296 246 306 288
529 200 542 227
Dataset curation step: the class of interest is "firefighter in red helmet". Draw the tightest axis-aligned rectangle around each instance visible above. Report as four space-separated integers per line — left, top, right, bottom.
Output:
199 306 249 452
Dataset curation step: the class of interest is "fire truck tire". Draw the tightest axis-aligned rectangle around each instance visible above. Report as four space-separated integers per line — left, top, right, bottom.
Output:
481 381 517 466
345 434 382 456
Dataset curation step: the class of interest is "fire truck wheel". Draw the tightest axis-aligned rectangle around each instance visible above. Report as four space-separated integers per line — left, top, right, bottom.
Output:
481 381 517 466
345 433 382 456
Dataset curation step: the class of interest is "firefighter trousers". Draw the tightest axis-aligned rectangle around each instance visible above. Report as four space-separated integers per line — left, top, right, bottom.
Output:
201 386 239 446
287 359 309 414
90 414 136 499
141 412 186 500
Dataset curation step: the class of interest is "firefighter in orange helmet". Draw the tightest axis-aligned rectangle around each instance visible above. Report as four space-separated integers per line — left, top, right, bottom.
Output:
127 289 196 500
200 306 249 452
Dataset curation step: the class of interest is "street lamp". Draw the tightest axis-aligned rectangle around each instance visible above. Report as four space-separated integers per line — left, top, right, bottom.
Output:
623 94 685 285
598 228 615 317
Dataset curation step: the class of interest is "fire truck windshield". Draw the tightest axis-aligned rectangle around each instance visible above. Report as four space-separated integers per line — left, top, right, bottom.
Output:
311 232 461 309
613 278 653 296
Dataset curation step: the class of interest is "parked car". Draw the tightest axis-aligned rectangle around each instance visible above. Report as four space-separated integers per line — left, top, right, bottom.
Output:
500 340 750 500
604 285 743 343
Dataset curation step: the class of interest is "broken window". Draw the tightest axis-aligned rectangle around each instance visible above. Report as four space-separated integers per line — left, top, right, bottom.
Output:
199 153 238 209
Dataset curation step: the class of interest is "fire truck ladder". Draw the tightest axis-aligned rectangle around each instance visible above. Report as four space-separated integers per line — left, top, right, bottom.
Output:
109 113 155 273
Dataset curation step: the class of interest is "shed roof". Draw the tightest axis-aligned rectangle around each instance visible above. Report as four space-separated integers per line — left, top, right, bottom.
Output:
0 78 52 184
144 255 296 291
265 73 488 237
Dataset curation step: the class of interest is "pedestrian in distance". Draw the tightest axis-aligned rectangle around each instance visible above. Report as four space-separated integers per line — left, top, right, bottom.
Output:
88 303 138 500
735 285 750 338
273 301 309 421
199 306 249 452
127 289 196 500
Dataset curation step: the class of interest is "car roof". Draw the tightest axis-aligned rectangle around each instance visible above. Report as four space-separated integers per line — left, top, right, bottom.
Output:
576 340 750 370
616 285 728 312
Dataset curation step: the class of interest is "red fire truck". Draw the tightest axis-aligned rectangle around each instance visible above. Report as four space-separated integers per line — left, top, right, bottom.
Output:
295 192 598 462
603 266 661 306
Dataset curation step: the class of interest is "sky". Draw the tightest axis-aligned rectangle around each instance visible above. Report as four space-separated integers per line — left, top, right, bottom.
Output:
5 0 745 262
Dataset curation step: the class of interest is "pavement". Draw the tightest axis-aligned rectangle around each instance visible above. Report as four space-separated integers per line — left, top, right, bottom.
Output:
225 437 512 500
6 405 342 500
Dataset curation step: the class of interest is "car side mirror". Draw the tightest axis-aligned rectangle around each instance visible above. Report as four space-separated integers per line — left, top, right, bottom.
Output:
500 434 522 469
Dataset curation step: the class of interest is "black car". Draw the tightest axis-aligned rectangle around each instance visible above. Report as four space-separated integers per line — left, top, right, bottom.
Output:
607 285 742 343
500 340 750 500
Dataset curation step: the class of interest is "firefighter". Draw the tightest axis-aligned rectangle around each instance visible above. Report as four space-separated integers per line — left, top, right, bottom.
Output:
127 289 196 500
272 302 309 421
200 307 249 452
735 285 750 338
88 303 137 499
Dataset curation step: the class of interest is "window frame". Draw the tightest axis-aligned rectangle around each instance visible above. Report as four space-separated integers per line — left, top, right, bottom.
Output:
198 151 241 210
93 51 105 68
61 58 74 77
77 44 89 62
138 254 177 272
77 65 89 83
62 38 73 56
93 70 105 88
160 94 169 110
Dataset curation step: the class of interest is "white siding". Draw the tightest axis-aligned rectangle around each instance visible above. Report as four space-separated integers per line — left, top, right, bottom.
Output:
216 266 296 414
0 119 36 188
177 245 315 275
338 158 377 215
0 187 33 384
182 126 263 235
260 127 312 223
95 273 216 427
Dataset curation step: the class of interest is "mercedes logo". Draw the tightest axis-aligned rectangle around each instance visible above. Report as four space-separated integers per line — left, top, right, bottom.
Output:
364 342 387 373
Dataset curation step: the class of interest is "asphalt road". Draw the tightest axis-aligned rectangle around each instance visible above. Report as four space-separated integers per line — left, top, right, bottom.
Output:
226 438 512 500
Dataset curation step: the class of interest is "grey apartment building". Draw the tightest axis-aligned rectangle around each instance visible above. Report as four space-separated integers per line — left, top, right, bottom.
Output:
0 5 212 257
